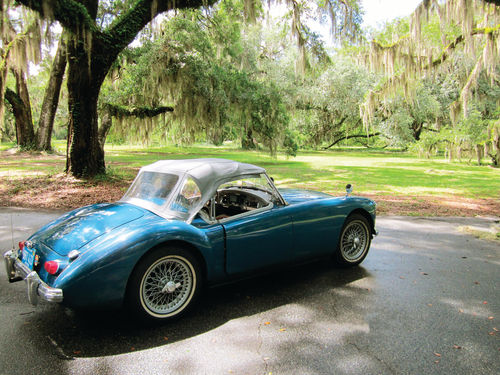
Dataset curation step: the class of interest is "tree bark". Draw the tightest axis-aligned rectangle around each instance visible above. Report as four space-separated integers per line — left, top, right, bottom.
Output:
489 127 500 166
4 88 34 147
36 37 67 151
413 122 424 140
5 68 36 148
474 144 482 166
242 127 256 149
98 110 112 151
65 37 105 177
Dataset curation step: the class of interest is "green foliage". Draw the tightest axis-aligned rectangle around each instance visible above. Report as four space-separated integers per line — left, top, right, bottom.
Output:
4 0 496 165
290 56 374 148
103 4 294 155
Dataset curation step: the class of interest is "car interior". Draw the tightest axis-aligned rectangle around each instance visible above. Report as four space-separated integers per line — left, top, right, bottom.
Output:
197 186 273 223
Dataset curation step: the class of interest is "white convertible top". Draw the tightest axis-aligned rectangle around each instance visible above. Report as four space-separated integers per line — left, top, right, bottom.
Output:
123 158 269 223
141 159 265 192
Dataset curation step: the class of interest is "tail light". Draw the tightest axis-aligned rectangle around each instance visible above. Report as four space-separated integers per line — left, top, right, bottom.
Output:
44 261 60 275
19 241 25 250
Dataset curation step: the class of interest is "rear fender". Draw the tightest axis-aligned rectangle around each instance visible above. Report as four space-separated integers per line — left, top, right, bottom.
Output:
52 215 222 309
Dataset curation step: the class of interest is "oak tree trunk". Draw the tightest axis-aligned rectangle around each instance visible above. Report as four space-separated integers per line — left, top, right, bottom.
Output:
5 88 34 147
65 38 105 177
6 68 35 148
17 0 214 177
98 110 112 153
36 38 67 151
474 144 482 166
242 127 256 149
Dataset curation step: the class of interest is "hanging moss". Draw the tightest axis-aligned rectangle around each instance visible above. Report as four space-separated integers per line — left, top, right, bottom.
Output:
361 0 500 132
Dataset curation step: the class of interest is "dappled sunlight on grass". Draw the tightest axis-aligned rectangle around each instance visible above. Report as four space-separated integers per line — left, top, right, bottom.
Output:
1 144 499 216
388 186 466 196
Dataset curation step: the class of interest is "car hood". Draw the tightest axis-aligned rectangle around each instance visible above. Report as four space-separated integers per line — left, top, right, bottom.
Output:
278 188 333 205
33 203 146 256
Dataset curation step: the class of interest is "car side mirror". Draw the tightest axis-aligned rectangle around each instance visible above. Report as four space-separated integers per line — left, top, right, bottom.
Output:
346 184 353 197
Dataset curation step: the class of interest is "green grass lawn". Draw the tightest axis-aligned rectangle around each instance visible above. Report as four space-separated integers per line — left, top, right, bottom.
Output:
98 143 499 199
1 141 499 206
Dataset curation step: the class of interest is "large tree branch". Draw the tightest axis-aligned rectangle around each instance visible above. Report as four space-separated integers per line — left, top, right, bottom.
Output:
372 24 499 70
98 103 174 149
105 0 217 54
323 132 381 149
17 1 217 50
16 0 99 34
18 0 218 85
102 103 174 118
367 24 500 100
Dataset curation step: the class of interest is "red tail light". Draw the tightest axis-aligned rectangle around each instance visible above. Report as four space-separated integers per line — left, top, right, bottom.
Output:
44 261 60 275
19 241 25 250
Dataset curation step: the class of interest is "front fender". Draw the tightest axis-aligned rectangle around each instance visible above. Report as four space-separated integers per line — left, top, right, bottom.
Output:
345 197 377 233
53 212 221 309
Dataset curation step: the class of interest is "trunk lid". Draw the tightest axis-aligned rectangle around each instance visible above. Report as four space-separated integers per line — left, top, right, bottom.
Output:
33 203 145 256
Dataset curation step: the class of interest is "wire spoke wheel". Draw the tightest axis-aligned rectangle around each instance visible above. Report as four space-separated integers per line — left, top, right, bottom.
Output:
336 214 372 266
140 255 194 317
128 247 201 321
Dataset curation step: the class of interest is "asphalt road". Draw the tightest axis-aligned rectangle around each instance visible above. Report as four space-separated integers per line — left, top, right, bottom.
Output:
0 208 499 375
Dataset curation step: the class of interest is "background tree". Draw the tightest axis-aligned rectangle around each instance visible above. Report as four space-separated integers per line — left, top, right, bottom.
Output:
0 7 68 152
3 0 361 177
0 12 42 149
35 36 67 151
360 0 499 163
9 0 216 177
93 0 362 156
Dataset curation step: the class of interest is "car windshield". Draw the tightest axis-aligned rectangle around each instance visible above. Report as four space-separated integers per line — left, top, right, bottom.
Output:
122 171 179 206
120 171 203 221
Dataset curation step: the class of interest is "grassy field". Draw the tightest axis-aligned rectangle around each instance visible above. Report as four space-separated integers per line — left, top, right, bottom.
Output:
1 141 499 216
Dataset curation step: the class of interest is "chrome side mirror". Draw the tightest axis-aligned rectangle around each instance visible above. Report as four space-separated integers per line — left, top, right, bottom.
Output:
346 184 353 197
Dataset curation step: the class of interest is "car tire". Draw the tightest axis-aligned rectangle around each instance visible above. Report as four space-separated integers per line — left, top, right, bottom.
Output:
334 213 372 266
126 246 202 322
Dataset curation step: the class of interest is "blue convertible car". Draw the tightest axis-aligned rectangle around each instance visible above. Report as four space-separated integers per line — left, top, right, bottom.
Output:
4 159 376 321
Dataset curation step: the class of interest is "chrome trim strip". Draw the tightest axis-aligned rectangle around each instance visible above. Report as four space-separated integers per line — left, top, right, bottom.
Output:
3 250 63 305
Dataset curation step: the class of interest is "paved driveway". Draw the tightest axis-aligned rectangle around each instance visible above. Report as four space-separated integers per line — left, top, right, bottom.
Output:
0 208 499 375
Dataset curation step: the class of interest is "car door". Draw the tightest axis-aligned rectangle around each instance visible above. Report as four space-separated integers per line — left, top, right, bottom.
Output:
287 199 344 260
223 205 294 275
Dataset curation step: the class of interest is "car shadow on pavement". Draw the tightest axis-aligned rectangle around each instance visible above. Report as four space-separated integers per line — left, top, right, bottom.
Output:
18 260 370 359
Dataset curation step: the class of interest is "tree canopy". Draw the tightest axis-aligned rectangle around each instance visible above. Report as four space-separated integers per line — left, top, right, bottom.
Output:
0 0 499 172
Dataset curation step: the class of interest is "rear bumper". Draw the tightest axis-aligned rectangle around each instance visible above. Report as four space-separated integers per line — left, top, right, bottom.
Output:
3 250 63 305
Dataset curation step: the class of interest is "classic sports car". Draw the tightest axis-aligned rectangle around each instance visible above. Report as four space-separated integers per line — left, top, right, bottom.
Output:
4 159 376 321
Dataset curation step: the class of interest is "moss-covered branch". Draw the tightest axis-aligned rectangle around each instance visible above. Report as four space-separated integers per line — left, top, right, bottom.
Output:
101 103 174 118
15 0 99 34
370 24 500 96
105 0 217 55
323 132 381 149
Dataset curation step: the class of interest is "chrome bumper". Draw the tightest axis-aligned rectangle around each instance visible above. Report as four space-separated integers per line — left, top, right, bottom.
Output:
3 250 63 305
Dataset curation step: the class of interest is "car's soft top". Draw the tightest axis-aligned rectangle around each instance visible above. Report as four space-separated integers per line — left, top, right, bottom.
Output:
141 158 265 195
120 159 270 223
